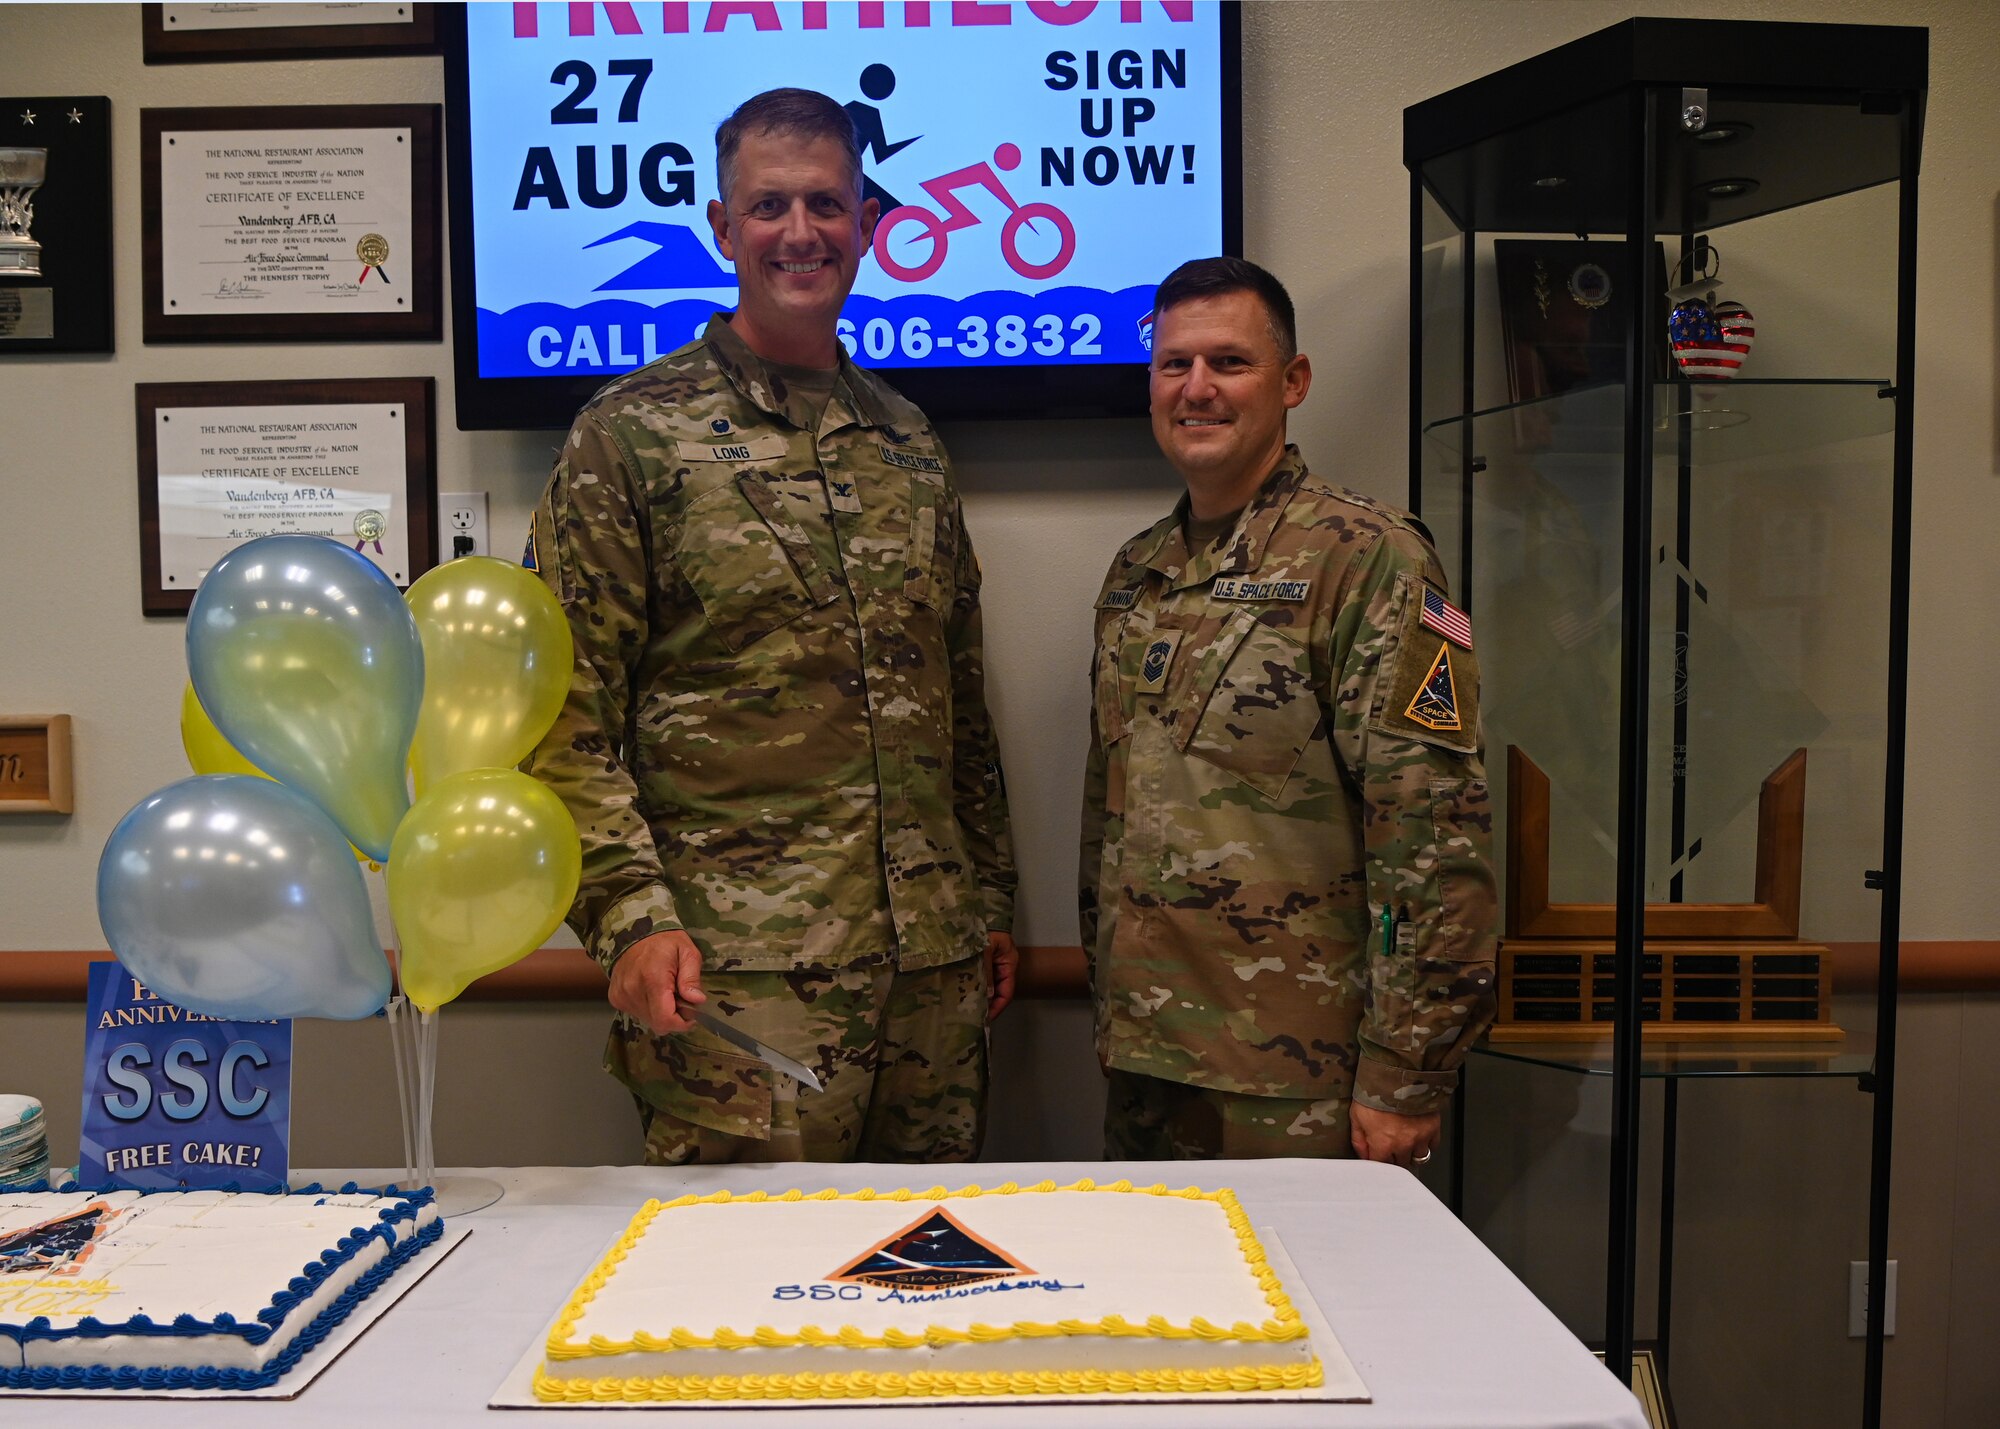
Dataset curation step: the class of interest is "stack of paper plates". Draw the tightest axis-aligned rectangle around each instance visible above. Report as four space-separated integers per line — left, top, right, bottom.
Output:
0 1094 50 1188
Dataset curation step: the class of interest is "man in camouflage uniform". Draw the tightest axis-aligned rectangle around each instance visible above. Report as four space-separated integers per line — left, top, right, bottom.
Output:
1080 257 1496 1165
526 90 1017 1165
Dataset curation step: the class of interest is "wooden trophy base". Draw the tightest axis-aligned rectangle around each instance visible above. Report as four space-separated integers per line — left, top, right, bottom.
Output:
1496 747 1839 1042
1493 938 1839 1041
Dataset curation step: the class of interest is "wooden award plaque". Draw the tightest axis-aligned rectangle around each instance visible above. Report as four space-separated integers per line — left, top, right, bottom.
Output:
1493 745 1838 1041
0 715 73 814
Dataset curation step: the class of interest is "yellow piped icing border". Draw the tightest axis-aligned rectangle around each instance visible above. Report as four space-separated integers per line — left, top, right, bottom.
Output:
535 1179 1323 1402
533 1360 1325 1402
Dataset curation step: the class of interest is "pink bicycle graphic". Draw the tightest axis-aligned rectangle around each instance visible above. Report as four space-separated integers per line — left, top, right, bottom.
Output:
871 143 1076 282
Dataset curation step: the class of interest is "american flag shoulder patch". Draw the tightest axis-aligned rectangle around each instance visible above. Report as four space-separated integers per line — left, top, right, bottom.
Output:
1420 586 1473 649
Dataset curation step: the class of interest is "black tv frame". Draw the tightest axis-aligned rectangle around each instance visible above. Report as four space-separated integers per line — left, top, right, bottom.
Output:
441 3 1242 431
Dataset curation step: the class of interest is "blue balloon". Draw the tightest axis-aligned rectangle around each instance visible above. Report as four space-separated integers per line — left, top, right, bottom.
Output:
97 775 390 1021
187 534 422 862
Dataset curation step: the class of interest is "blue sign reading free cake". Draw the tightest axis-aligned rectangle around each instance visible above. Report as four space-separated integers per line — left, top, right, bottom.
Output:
78 962 292 1191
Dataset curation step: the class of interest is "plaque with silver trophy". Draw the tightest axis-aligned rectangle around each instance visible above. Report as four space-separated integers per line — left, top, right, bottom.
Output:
0 146 47 276
0 96 112 354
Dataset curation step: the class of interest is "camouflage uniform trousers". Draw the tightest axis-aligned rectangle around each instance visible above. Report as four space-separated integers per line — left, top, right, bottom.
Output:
1103 1069 1352 1160
607 955 989 1165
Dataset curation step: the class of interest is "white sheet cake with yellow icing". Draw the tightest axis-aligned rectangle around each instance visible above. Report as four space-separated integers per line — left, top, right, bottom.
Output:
534 1179 1322 1401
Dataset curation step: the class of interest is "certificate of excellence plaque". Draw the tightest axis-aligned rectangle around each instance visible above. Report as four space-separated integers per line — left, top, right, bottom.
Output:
152 400 414 585
159 126 411 315
136 377 438 615
143 3 440 64
162 3 414 32
142 105 439 341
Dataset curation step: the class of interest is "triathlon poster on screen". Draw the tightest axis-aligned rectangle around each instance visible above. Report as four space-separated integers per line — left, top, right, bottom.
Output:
466 2 1226 377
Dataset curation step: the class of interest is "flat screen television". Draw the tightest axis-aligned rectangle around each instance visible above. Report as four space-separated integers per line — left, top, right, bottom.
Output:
443 1 1241 429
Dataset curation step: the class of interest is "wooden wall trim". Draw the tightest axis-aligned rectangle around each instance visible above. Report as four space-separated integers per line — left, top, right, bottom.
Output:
1824 941 2000 994
0 945 1096 1002
4 942 1992 1003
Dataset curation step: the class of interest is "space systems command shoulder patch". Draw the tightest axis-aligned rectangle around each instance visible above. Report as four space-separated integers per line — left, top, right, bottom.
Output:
1404 643 1464 731
1379 576 1480 752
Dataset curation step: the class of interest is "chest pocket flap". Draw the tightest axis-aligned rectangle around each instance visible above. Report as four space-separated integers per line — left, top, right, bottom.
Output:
1183 607 1322 801
1093 613 1131 746
903 473 959 612
677 476 838 653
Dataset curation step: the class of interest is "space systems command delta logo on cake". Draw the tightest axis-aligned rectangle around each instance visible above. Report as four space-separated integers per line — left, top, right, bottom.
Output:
0 1200 122 1276
829 1206 1034 1290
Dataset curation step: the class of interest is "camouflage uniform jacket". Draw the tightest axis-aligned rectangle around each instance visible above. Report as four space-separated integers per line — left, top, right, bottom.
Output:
1079 446 1497 1111
527 315 1015 977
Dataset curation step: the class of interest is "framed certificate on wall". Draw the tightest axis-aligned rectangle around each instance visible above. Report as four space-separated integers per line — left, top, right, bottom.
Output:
143 4 441 64
135 377 436 616
140 104 440 342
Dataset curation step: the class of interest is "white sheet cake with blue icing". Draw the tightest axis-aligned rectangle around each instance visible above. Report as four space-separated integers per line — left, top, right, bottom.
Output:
0 1184 441 1390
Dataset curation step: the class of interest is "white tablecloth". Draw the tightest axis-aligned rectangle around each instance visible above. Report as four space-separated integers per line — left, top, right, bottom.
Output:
25 1160 1644 1428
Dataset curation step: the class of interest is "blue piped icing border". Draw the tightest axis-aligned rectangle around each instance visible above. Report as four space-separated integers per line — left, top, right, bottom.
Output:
0 1213 443 1390
0 1183 440 1381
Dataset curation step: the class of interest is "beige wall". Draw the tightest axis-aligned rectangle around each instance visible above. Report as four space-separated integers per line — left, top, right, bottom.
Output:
2 3 1996 1426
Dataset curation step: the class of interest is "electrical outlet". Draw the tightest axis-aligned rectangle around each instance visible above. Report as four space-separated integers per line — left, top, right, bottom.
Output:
439 491 489 560
1848 1259 1897 1337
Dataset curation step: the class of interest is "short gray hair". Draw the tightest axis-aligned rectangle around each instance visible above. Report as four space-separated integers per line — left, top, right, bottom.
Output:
715 89 862 204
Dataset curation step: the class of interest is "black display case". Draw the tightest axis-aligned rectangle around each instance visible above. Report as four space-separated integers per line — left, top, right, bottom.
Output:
1404 19 1926 1426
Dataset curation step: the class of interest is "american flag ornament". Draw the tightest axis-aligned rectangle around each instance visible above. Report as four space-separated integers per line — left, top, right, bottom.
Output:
1421 587 1473 648
1670 297 1756 380
1716 300 1756 357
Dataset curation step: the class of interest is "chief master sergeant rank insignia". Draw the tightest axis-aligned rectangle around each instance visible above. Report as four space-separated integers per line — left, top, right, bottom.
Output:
1139 630 1180 693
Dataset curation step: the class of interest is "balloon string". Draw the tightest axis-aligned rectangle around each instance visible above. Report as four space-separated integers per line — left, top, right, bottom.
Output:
388 923 415 1186
417 1007 438 1188
386 998 400 1178
387 996 417 1188
415 1009 428 1188
406 1000 422 1189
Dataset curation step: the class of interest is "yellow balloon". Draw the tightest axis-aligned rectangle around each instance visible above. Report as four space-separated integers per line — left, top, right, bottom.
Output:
180 682 267 778
387 768 580 1013
181 683 381 866
406 557 573 797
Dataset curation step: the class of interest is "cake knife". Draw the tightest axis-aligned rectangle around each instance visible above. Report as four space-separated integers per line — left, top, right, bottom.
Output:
693 1011 824 1093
